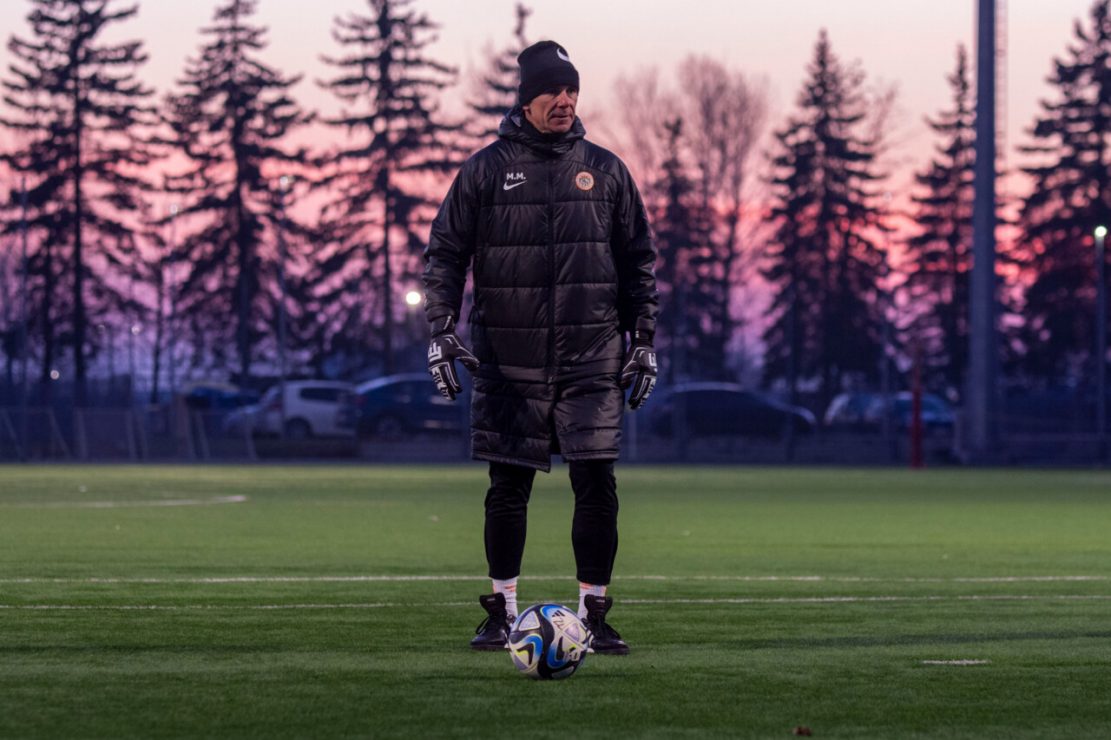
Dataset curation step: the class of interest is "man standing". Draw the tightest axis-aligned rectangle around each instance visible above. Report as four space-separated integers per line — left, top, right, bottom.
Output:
422 40 658 654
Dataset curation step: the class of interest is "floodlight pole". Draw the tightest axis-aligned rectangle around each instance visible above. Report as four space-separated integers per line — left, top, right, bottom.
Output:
276 177 290 439
167 204 179 401
1097 225 1107 461
126 239 136 406
18 176 30 457
968 0 998 461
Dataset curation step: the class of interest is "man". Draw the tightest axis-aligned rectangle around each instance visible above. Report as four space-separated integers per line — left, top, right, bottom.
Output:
422 40 658 655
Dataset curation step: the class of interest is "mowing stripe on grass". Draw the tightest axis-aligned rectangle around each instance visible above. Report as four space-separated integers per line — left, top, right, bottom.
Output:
0 574 1107 584
3 594 1110 610
921 660 992 665
623 594 1111 604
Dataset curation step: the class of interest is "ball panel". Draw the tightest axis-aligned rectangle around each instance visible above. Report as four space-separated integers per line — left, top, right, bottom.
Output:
507 603 588 680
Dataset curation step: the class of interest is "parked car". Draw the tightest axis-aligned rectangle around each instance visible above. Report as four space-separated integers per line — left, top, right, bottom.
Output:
225 381 357 439
356 373 466 438
182 382 260 411
647 383 816 438
824 391 955 433
184 382 262 439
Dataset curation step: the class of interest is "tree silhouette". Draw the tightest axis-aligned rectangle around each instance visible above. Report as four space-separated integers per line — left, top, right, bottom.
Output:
1 0 156 404
653 117 718 383
762 30 891 408
314 0 462 377
904 45 975 398
675 56 768 380
161 0 315 388
1018 0 1111 383
467 3 531 142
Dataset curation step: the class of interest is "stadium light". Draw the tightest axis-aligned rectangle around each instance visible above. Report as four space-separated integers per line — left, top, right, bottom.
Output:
49 369 60 380
1096 225 1108 459
405 290 423 307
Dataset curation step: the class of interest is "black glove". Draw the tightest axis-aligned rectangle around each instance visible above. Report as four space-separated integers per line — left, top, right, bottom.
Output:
619 329 657 410
427 316 479 401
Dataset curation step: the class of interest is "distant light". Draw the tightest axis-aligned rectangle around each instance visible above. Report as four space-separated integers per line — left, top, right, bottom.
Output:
279 175 291 190
405 290 423 307
131 324 141 335
1097 226 1108 239
169 203 179 216
49 369 60 380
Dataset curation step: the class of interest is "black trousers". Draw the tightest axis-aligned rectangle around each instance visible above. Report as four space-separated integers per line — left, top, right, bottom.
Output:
484 460 619 585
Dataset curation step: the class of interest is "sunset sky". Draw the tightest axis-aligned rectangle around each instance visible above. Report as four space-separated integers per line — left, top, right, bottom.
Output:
0 0 1099 197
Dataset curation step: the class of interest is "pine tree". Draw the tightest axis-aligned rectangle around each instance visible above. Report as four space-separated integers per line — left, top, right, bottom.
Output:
1 0 156 404
161 0 315 388
904 45 976 397
762 30 890 408
314 0 462 377
653 117 719 382
1018 0 1111 382
466 3 531 142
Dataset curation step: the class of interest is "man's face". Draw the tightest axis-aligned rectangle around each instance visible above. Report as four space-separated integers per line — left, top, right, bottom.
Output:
523 85 578 134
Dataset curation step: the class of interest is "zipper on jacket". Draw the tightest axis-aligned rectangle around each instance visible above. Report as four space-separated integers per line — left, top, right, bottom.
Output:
546 159 556 383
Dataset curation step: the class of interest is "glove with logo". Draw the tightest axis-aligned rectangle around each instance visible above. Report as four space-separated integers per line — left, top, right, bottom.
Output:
619 329 657 410
427 316 479 401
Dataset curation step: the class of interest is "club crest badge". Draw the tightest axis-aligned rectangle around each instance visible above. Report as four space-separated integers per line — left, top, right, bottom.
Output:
574 171 595 191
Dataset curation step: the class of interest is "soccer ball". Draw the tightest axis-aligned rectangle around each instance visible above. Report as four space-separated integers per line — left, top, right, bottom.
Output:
508 603 590 680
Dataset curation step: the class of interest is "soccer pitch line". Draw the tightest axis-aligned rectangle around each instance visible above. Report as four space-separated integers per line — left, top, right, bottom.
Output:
0 574 1107 585
2 594 1111 610
0 495 249 509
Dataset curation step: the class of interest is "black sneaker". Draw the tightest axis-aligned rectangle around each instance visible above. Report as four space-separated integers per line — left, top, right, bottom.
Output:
470 593 511 651
583 594 629 655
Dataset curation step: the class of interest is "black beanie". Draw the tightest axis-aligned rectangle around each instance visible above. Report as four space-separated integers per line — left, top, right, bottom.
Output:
517 40 580 105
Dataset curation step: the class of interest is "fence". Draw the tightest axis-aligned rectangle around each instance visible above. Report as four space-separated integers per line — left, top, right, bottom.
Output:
0 406 264 462
2 404 1107 466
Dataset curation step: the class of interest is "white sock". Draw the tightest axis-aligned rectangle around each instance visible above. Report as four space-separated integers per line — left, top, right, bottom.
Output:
492 577 518 620
577 582 606 619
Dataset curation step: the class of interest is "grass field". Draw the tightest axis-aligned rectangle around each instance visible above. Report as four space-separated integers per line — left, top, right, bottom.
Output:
1 465 1110 739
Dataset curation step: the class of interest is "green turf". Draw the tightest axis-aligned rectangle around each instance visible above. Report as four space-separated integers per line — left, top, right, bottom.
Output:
0 465 1109 738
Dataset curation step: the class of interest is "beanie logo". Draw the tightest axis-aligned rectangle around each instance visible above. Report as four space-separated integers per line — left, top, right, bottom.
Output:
556 47 571 62
574 171 595 191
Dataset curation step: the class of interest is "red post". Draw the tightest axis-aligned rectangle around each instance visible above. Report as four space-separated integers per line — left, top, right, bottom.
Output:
910 348 924 469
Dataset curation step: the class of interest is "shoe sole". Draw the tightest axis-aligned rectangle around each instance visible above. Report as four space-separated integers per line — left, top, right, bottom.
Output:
470 643 508 651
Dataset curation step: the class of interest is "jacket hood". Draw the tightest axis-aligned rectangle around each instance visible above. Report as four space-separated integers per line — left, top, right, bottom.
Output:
497 105 586 156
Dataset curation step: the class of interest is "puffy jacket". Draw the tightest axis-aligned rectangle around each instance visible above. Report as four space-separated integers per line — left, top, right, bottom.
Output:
424 109 658 380
422 108 658 469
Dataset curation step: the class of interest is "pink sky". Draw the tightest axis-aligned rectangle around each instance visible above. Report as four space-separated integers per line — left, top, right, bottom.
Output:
0 0 1098 194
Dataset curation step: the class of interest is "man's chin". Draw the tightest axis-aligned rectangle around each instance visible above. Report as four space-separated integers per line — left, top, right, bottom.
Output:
548 118 574 132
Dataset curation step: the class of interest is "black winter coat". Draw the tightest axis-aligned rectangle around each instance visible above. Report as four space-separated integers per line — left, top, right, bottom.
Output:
423 109 658 471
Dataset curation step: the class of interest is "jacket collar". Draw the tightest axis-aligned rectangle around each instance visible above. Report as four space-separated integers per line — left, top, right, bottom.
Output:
498 105 586 156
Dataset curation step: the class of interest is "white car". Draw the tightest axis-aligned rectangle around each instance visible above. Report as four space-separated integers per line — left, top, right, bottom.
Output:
253 381 358 439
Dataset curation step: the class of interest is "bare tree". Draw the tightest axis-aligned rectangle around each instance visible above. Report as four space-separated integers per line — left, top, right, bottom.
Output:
609 68 674 189
610 58 770 381
676 56 769 371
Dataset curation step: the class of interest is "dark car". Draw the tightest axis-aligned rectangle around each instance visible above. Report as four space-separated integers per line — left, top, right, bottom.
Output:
648 383 817 438
356 373 468 438
824 391 955 433
183 383 260 411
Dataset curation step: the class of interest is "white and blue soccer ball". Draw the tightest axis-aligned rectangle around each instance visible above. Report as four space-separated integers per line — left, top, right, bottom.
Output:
508 603 590 680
